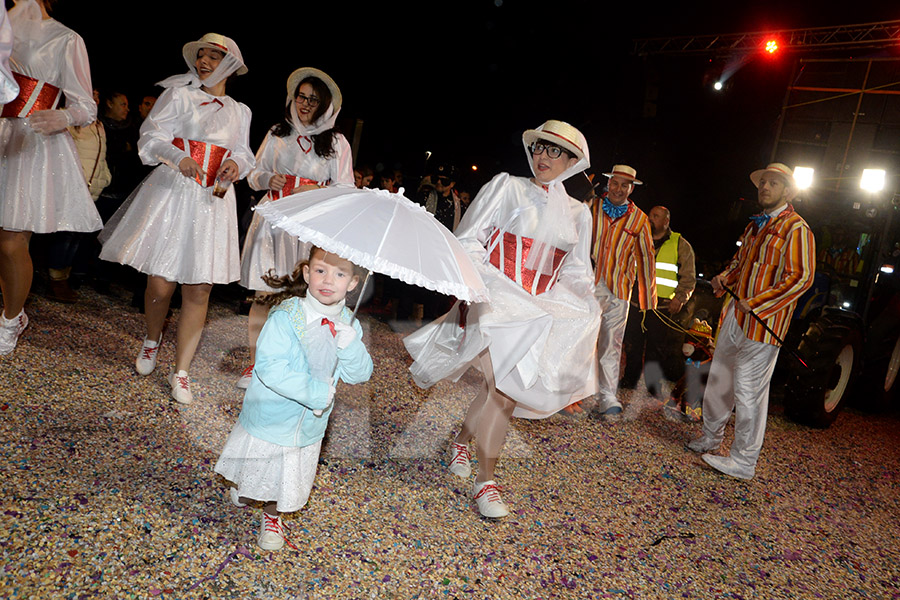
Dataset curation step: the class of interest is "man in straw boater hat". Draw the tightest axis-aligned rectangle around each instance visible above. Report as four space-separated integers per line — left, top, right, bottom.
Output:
687 163 815 480
588 165 656 418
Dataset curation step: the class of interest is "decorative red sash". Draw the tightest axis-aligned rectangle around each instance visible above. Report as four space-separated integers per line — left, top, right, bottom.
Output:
172 137 230 187
487 229 567 296
267 175 322 200
0 72 62 118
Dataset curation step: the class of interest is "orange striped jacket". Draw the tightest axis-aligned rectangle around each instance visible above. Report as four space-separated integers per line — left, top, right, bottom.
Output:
719 204 816 345
590 199 657 309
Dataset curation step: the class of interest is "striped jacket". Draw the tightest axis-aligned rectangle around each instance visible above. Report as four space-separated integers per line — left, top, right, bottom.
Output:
590 198 657 310
719 204 816 346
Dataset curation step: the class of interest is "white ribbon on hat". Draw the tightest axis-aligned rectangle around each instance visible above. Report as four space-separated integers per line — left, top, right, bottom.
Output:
519 123 591 276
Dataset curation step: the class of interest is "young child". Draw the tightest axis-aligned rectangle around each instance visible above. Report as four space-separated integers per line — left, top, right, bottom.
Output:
214 246 373 550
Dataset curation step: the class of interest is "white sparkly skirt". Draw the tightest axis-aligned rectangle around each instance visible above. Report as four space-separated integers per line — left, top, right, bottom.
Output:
214 421 322 513
240 195 311 292
0 118 102 233
98 165 240 284
405 268 601 419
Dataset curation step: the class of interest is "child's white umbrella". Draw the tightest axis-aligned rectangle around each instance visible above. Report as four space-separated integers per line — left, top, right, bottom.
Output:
254 185 489 310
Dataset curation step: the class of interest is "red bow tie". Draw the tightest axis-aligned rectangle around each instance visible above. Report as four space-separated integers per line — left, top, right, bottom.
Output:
199 98 224 111
321 318 337 337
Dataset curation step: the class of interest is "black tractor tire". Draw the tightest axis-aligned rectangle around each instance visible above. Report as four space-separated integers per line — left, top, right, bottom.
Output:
856 330 900 412
784 309 863 428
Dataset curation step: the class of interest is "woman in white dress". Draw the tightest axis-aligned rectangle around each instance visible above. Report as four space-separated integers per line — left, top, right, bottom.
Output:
0 0 101 355
99 33 253 404
236 67 352 389
404 120 601 518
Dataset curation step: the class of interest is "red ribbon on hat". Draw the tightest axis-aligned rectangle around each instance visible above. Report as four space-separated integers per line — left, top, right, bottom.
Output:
321 318 337 337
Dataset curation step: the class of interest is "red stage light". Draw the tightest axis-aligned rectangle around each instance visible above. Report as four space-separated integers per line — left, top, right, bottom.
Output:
764 39 779 54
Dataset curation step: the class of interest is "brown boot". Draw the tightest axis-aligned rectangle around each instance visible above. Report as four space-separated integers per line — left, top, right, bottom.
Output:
47 277 78 304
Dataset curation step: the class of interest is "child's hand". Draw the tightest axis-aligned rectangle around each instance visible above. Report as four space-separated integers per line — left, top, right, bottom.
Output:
333 322 357 350
312 378 336 417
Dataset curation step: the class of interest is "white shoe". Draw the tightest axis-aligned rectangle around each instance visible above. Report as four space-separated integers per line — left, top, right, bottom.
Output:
448 442 472 479
135 336 161 375
686 435 720 453
0 310 28 356
236 364 253 390
168 370 193 404
258 512 284 550
473 480 509 518
228 487 246 508
702 454 755 480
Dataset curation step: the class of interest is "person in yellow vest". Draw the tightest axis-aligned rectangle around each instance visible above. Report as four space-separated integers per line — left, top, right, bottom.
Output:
621 205 696 395
589 165 656 417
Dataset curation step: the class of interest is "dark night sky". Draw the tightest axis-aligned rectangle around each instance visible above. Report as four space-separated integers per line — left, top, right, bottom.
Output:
19 0 900 264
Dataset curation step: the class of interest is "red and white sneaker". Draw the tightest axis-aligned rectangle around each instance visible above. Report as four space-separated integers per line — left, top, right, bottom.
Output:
236 364 254 390
448 442 472 479
135 336 161 375
258 512 284 550
168 370 193 404
0 309 28 356
473 480 509 518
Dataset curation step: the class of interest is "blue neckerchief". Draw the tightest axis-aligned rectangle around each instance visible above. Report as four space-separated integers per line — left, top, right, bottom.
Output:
749 213 771 229
603 197 628 219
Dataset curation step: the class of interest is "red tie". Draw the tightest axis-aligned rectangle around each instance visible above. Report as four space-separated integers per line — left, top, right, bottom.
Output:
321 318 337 337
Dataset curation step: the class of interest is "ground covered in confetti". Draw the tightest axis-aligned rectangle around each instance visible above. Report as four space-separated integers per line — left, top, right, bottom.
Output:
1 285 899 599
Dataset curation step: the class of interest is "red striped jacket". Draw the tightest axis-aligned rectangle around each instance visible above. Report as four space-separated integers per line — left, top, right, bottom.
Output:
719 204 816 345
590 199 657 309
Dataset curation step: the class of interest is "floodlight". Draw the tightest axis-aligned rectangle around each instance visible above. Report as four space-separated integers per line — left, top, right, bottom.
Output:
860 169 886 193
793 166 814 189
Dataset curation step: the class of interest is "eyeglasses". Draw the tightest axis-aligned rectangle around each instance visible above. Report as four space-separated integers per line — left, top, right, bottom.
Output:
530 142 565 159
296 93 320 108
436 176 452 185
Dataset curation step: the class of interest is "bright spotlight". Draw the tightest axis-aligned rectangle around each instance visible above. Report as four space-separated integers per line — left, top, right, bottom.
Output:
471 165 478 171
713 81 723 91
765 39 779 54
794 166 814 190
861 169 886 193
881 265 895 274
842 301 852 308
736 240 742 247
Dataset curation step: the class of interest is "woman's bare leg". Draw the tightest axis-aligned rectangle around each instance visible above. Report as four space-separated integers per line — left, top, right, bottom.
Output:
0 229 33 318
144 275 176 342
247 293 269 365
174 282 213 373
455 350 517 483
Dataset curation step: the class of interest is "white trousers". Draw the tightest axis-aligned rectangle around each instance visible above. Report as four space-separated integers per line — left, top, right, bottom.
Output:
594 281 630 404
701 307 780 469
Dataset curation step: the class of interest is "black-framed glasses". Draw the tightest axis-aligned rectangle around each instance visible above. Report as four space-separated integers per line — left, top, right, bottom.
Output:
296 93 320 107
530 142 564 159
436 176 452 185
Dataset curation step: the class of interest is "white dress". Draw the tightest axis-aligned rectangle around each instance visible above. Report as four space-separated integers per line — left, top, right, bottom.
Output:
0 17 100 233
404 173 601 419
240 129 353 292
99 86 254 284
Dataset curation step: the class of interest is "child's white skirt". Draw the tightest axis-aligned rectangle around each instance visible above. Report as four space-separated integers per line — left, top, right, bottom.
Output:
214 422 322 513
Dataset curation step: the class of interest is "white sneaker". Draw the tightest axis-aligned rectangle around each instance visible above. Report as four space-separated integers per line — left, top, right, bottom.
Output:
135 336 161 375
236 364 254 390
258 512 284 550
473 480 509 518
228 487 246 508
686 435 720 453
0 310 29 356
168 370 193 404
702 454 755 480
448 442 472 479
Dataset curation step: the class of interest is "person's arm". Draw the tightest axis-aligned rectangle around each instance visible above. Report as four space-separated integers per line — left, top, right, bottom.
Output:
329 134 354 186
334 318 374 385
246 129 278 191
137 87 190 169
253 312 333 410
634 219 657 310
29 31 95 133
220 102 255 180
670 236 696 312
454 173 510 261
746 222 816 318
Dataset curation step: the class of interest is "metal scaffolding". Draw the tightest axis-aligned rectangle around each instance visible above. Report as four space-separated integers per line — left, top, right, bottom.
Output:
633 20 900 56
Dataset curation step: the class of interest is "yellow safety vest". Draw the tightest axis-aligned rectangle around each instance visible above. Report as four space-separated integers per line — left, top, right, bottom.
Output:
655 232 680 299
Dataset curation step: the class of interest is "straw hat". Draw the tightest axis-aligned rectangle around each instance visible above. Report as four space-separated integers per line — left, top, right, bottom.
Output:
522 120 586 161
602 165 643 186
286 67 342 113
750 163 796 188
182 33 248 76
